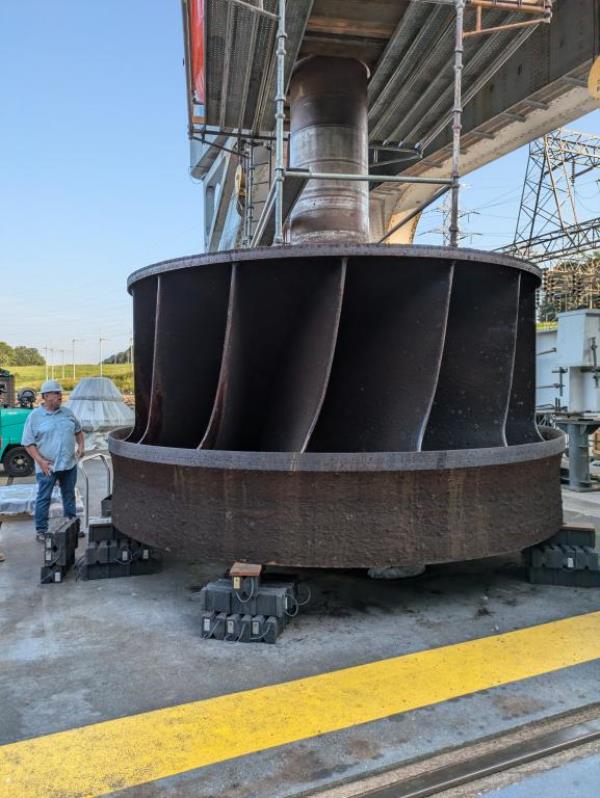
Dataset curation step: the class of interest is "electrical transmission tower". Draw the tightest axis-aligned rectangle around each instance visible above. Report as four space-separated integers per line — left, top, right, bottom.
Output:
507 129 600 264
419 192 480 247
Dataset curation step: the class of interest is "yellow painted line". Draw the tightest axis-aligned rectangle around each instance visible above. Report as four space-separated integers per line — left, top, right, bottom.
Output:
2 611 600 798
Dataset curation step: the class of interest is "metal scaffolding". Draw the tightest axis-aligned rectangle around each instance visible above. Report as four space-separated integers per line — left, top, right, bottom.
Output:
184 0 553 248
508 129 600 264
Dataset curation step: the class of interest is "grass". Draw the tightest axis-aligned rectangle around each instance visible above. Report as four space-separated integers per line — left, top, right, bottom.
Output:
11 364 134 394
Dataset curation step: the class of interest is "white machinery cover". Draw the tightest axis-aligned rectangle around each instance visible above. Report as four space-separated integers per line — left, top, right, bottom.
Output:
67 377 134 450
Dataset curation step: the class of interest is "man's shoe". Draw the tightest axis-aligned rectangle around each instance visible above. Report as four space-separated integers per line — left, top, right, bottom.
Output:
36 532 46 543
0 550 5 562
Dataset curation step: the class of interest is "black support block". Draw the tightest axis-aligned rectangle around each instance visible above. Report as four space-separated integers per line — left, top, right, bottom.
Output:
197 575 306 643
101 494 112 517
40 518 80 585
524 523 600 587
78 518 160 580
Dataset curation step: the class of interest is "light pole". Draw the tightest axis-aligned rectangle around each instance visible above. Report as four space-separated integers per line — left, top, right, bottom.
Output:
99 337 107 377
43 346 49 381
50 348 55 379
59 349 65 380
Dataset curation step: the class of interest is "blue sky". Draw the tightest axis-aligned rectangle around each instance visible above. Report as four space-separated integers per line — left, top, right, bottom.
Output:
417 108 600 248
1 1 202 363
1 2 598 364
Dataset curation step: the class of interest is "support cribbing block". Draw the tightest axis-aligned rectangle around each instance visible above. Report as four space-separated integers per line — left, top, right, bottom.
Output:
130 557 161 575
197 579 233 613
41 565 68 584
211 612 227 640
101 494 112 518
224 613 242 641
87 517 128 543
528 567 600 587
197 575 307 642
549 523 596 548
79 562 128 579
526 543 600 572
40 518 80 584
263 615 283 644
87 517 114 542
84 540 119 564
231 584 294 617
199 577 297 617
238 613 253 642
80 517 160 580
79 551 161 580
524 524 600 587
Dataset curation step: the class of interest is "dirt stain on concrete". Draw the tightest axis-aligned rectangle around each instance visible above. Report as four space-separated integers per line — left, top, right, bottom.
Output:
491 692 546 719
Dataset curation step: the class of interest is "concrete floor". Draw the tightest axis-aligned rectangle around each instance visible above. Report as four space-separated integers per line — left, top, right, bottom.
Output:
482 752 600 798
1 462 600 797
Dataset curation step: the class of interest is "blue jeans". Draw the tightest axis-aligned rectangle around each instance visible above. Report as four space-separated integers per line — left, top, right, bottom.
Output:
35 466 78 533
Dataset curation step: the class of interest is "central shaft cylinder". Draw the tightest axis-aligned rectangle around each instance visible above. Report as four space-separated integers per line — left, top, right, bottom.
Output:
289 56 369 244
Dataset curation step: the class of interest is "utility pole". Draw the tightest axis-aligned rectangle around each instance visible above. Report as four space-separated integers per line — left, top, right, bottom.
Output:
43 346 49 381
72 338 79 382
50 348 55 379
441 192 480 246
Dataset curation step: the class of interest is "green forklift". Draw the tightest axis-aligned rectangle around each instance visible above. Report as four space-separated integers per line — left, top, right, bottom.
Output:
0 369 35 477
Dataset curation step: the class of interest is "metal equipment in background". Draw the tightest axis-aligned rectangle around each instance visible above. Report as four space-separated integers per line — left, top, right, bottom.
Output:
0 370 35 478
0 369 16 407
537 309 600 490
555 417 600 491
537 309 600 414
109 1 563 569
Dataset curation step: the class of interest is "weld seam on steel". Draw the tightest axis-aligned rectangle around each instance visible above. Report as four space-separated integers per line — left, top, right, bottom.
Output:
418 261 455 451
138 274 163 446
301 257 348 452
199 262 238 449
502 272 522 446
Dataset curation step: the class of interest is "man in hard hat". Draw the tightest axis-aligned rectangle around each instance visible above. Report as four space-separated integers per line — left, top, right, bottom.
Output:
22 380 85 541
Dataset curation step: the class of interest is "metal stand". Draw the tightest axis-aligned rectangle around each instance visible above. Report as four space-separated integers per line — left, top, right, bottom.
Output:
554 418 600 491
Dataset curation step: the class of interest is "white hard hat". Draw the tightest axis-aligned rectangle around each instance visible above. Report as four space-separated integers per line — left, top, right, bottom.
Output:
40 379 63 394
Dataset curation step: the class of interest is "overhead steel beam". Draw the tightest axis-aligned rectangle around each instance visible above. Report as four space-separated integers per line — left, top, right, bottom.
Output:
401 17 538 149
371 0 598 235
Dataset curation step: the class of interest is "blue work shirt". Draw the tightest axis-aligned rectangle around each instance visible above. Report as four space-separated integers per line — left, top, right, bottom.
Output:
22 406 82 473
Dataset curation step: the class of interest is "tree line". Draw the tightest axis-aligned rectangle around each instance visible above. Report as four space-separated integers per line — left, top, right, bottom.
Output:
0 342 45 367
103 345 132 365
